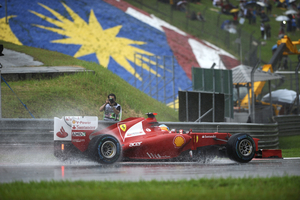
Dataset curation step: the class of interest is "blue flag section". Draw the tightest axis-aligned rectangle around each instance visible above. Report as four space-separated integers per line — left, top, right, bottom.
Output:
0 0 192 104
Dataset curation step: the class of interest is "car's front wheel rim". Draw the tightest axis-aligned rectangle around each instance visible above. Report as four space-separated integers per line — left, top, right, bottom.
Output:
239 139 253 157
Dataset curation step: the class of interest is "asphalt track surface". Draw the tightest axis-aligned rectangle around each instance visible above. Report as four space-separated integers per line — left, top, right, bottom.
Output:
0 144 299 183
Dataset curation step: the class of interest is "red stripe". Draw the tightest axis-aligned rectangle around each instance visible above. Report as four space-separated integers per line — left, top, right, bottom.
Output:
219 54 240 70
103 0 151 17
162 27 200 80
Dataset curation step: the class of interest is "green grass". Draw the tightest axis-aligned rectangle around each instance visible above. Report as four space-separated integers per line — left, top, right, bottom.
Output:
0 177 299 200
279 135 300 157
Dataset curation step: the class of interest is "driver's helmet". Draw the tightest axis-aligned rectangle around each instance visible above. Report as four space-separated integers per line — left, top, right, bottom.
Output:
159 124 170 132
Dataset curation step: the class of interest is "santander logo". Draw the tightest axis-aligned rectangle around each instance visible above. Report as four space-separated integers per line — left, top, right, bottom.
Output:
56 126 68 138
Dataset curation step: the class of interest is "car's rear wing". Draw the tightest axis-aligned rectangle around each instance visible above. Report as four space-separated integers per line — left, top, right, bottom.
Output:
54 116 98 141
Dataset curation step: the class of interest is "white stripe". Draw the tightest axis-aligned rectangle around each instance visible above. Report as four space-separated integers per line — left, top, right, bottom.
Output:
125 7 186 36
188 38 226 70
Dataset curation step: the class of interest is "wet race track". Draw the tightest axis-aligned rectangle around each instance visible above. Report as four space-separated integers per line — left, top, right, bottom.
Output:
0 145 300 183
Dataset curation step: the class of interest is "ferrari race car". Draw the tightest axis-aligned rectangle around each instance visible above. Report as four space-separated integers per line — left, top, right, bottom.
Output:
54 113 280 164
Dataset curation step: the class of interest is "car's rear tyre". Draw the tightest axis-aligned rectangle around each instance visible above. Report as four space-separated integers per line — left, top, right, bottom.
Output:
88 135 121 164
227 133 255 163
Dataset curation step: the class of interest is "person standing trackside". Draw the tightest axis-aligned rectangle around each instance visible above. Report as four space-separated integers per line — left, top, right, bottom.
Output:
260 22 265 39
99 93 122 121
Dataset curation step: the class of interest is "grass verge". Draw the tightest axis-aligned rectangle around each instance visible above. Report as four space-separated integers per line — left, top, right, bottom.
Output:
0 177 300 200
279 135 300 157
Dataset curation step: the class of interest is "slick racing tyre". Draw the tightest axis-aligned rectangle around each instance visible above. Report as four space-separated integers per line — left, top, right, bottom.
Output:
226 133 255 163
88 135 121 164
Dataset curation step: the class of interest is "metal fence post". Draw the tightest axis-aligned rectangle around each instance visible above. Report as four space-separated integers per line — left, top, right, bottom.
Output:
148 55 151 97
163 56 166 103
155 55 158 99
0 66 2 118
249 30 255 52
186 91 189 122
186 2 189 31
170 3 173 23
141 54 144 91
295 56 300 114
172 56 175 109
217 13 221 28
5 0 8 24
198 92 201 122
134 53 137 88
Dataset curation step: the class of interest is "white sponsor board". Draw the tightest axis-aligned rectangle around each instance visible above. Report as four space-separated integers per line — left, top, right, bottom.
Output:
54 116 98 141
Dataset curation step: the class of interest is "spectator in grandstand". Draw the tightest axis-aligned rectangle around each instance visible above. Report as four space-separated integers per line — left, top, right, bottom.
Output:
196 12 205 21
291 17 297 34
177 1 187 12
239 0 245 17
260 22 265 39
297 12 300 30
275 0 287 8
259 10 270 22
186 11 197 20
252 8 257 24
247 8 253 24
213 0 221 7
266 0 272 15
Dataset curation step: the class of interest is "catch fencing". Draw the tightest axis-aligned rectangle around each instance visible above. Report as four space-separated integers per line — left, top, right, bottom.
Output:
127 54 188 109
1 115 300 148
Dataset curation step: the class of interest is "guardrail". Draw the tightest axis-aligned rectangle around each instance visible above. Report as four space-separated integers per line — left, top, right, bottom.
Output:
0 118 113 145
163 122 279 149
274 115 300 136
0 118 288 149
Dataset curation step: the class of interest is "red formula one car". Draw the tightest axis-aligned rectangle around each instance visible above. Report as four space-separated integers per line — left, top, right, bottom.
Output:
54 113 277 164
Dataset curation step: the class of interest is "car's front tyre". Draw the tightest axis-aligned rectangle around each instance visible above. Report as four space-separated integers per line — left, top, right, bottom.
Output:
226 133 255 163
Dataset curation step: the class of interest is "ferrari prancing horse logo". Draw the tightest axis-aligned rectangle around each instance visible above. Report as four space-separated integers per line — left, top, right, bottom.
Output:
120 124 127 132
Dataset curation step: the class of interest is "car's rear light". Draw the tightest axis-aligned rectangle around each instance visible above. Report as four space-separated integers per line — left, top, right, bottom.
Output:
61 166 65 178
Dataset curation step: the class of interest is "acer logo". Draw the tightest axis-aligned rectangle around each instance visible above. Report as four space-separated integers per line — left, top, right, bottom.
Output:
129 142 142 147
56 127 68 138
